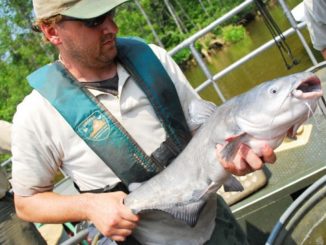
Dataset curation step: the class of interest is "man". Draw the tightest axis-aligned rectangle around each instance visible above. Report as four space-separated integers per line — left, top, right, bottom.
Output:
11 0 276 244
304 0 326 59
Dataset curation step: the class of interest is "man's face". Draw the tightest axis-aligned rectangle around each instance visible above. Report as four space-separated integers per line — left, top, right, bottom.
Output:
55 12 119 69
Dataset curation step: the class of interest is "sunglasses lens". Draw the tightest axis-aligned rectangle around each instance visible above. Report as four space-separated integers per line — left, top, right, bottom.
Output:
84 15 106 27
61 10 115 28
84 10 115 28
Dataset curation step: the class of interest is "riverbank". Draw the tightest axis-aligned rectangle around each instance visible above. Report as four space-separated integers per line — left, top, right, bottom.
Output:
176 0 284 70
182 0 323 105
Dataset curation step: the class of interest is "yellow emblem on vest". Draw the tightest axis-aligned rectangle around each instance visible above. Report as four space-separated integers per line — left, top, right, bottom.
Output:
77 110 110 141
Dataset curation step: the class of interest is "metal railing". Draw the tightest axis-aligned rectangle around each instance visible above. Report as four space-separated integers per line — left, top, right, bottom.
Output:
168 0 318 103
0 1 320 244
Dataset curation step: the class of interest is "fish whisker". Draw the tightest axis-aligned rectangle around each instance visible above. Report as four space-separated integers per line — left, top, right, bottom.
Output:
305 101 324 131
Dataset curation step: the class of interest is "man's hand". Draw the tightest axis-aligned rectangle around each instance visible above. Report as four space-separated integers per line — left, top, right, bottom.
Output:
216 144 276 176
85 191 139 242
15 191 139 242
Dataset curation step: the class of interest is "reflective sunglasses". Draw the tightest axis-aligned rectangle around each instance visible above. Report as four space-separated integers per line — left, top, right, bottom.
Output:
61 10 115 28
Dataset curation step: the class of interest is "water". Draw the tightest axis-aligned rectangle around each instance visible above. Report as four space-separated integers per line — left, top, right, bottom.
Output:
182 0 324 105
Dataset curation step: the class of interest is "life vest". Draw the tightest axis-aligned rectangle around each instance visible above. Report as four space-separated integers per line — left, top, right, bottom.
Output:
27 37 192 186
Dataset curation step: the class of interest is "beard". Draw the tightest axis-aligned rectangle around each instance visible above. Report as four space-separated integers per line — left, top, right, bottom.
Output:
62 34 118 69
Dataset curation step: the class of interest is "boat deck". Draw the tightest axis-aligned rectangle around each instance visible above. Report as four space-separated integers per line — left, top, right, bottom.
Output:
231 76 326 243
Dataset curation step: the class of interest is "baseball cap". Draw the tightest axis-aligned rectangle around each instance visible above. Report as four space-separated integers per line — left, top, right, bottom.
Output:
33 0 129 19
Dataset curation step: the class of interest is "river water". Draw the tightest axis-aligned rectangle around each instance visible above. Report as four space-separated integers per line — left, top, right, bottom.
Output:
182 0 324 105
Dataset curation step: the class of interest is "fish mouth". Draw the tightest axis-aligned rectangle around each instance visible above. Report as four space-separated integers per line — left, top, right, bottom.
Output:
292 75 323 99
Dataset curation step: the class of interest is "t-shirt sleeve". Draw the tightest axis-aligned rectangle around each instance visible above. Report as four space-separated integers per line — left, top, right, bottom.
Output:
11 91 61 196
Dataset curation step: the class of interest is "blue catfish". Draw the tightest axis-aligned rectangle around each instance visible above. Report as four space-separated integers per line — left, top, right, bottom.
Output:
124 71 323 226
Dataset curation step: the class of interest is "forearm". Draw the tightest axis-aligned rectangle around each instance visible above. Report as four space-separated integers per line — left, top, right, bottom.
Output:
14 191 139 241
14 192 91 223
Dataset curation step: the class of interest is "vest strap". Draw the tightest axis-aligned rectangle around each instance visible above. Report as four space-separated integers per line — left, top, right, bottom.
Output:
27 37 191 186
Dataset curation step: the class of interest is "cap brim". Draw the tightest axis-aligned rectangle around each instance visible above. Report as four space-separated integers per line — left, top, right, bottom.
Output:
61 0 129 19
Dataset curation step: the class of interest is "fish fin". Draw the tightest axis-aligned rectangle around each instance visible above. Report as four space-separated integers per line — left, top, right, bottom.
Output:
225 132 245 142
286 124 300 140
221 134 245 162
223 176 244 192
158 200 206 227
188 99 217 131
154 183 217 226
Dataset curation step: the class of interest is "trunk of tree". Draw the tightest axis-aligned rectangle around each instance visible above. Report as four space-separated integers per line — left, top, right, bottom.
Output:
163 0 186 34
134 0 164 47
206 0 214 8
198 0 209 16
172 0 197 30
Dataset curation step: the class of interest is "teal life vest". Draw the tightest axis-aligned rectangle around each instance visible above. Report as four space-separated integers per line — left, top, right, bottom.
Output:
27 37 192 186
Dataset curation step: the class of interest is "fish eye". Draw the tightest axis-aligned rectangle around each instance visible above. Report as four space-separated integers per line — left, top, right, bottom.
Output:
269 87 278 94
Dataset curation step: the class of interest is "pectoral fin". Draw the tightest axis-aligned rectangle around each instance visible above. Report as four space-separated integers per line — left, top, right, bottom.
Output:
188 99 217 130
223 175 244 192
222 133 246 162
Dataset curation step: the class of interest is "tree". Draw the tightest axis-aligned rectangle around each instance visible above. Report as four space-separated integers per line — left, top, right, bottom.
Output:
172 0 197 30
134 0 164 47
0 0 55 121
198 0 209 17
163 0 188 34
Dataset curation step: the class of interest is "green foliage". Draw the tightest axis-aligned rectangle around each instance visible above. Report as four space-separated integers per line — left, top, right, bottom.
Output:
172 48 192 65
0 0 56 122
116 0 247 49
160 31 186 49
222 25 246 44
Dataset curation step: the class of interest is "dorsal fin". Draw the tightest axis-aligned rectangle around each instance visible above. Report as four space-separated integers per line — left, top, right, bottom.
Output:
188 99 217 130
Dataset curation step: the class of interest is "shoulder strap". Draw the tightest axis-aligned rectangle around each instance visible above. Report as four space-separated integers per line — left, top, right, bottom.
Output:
117 37 192 152
27 37 191 185
28 62 161 185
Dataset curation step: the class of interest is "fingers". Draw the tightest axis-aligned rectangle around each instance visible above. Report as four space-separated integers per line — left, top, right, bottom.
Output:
116 218 139 229
216 143 277 176
86 192 140 241
216 144 250 176
239 144 263 171
110 194 139 241
109 227 134 242
108 216 139 241
261 144 276 163
225 155 251 176
99 211 139 241
111 234 130 242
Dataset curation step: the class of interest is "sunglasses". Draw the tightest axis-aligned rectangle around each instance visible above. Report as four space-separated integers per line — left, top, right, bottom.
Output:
61 10 115 28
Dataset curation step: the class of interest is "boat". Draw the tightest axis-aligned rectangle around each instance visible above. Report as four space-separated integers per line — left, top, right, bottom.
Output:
1 0 325 244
